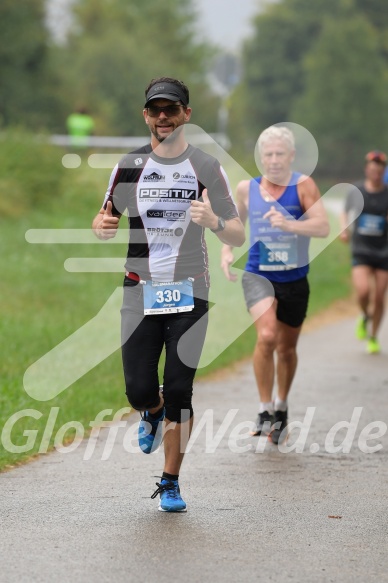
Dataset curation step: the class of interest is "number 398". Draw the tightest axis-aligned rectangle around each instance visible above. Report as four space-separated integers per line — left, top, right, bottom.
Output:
268 251 288 263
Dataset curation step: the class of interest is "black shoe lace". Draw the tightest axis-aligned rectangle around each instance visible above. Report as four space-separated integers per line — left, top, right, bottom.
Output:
151 477 177 499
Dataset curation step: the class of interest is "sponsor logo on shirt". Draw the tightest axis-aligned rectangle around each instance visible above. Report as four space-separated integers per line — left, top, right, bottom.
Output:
143 172 165 182
147 210 186 221
140 189 196 200
173 172 196 184
146 227 184 237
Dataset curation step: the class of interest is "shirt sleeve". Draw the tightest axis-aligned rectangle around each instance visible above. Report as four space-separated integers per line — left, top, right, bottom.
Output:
191 150 239 220
102 163 123 216
209 164 239 220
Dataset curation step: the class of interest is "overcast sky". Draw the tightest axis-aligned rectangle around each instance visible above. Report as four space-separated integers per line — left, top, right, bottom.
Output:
193 0 273 52
47 0 271 51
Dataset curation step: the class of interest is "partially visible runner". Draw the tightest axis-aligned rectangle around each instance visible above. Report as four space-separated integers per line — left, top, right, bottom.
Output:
384 165 388 186
92 77 245 512
66 106 95 147
340 150 388 354
221 126 329 444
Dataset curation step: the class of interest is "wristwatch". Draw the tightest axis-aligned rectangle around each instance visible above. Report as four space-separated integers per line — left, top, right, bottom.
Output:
211 216 226 233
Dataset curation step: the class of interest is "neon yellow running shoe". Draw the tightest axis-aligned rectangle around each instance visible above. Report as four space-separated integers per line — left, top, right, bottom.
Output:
366 337 380 354
355 316 368 340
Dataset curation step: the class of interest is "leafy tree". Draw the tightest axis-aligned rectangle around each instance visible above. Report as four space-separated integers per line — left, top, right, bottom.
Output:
228 0 388 177
292 13 388 177
0 0 59 128
239 0 339 131
354 0 388 59
354 0 388 33
57 0 219 135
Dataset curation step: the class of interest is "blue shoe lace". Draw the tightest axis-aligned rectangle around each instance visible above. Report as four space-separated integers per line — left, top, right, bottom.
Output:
151 478 187 512
138 408 165 454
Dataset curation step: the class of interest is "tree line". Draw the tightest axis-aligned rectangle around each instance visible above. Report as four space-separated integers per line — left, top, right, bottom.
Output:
1 0 387 178
230 0 388 178
0 0 220 136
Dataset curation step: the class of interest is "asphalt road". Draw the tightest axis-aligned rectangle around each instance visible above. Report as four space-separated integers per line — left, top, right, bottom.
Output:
1 313 388 583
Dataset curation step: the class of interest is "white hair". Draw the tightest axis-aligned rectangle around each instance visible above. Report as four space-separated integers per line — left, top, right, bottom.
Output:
258 126 295 154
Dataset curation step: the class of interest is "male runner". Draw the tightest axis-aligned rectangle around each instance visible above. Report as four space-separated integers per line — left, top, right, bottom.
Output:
221 126 329 444
92 77 245 511
340 150 388 354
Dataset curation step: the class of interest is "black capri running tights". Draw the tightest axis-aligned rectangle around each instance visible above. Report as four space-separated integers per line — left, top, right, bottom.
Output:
121 283 209 423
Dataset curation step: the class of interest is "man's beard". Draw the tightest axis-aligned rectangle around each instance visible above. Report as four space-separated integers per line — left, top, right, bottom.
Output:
152 124 183 144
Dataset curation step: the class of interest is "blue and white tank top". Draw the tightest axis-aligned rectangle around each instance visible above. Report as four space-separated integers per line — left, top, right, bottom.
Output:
245 173 310 282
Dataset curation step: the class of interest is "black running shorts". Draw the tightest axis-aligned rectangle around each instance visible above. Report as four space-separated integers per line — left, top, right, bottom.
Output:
242 271 310 328
352 254 388 271
121 280 209 423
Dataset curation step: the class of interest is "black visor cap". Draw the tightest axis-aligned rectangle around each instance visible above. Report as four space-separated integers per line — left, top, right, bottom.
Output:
144 82 188 107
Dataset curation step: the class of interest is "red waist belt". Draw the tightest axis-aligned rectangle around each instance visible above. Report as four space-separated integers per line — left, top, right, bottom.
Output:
125 271 206 282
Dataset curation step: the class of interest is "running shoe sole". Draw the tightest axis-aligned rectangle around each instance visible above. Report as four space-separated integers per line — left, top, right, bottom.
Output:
158 504 187 513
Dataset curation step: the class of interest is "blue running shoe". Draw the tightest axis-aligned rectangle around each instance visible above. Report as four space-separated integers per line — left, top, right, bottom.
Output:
151 478 187 512
138 408 165 454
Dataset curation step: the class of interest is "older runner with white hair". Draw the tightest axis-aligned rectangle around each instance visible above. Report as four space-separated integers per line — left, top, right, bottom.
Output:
221 125 329 444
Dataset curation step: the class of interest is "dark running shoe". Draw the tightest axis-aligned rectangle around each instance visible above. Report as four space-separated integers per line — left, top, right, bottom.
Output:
151 478 187 512
271 410 288 445
138 408 165 454
251 410 273 436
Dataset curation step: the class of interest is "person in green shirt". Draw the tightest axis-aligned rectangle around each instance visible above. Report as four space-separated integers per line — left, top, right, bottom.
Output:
66 106 95 147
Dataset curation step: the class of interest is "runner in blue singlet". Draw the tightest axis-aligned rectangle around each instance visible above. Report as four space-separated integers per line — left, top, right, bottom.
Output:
221 126 329 445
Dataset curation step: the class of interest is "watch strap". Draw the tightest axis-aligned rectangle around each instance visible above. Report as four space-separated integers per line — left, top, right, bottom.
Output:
211 216 225 233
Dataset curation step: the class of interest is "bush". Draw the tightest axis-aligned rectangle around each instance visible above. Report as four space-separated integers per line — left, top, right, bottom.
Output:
0 129 65 217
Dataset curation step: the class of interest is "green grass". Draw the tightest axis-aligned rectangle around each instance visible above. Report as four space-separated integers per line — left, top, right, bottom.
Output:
0 151 351 471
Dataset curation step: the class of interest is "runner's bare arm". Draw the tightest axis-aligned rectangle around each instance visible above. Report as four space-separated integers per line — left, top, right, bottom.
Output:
263 176 329 238
339 210 350 243
221 180 249 281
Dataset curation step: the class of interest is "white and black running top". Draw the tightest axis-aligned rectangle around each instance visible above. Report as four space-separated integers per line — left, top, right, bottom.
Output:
102 144 238 284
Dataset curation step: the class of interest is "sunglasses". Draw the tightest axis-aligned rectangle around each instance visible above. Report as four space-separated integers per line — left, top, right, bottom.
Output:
146 104 185 118
365 151 387 164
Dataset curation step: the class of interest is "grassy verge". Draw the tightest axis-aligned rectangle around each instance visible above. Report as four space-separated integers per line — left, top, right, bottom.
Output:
0 152 351 471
